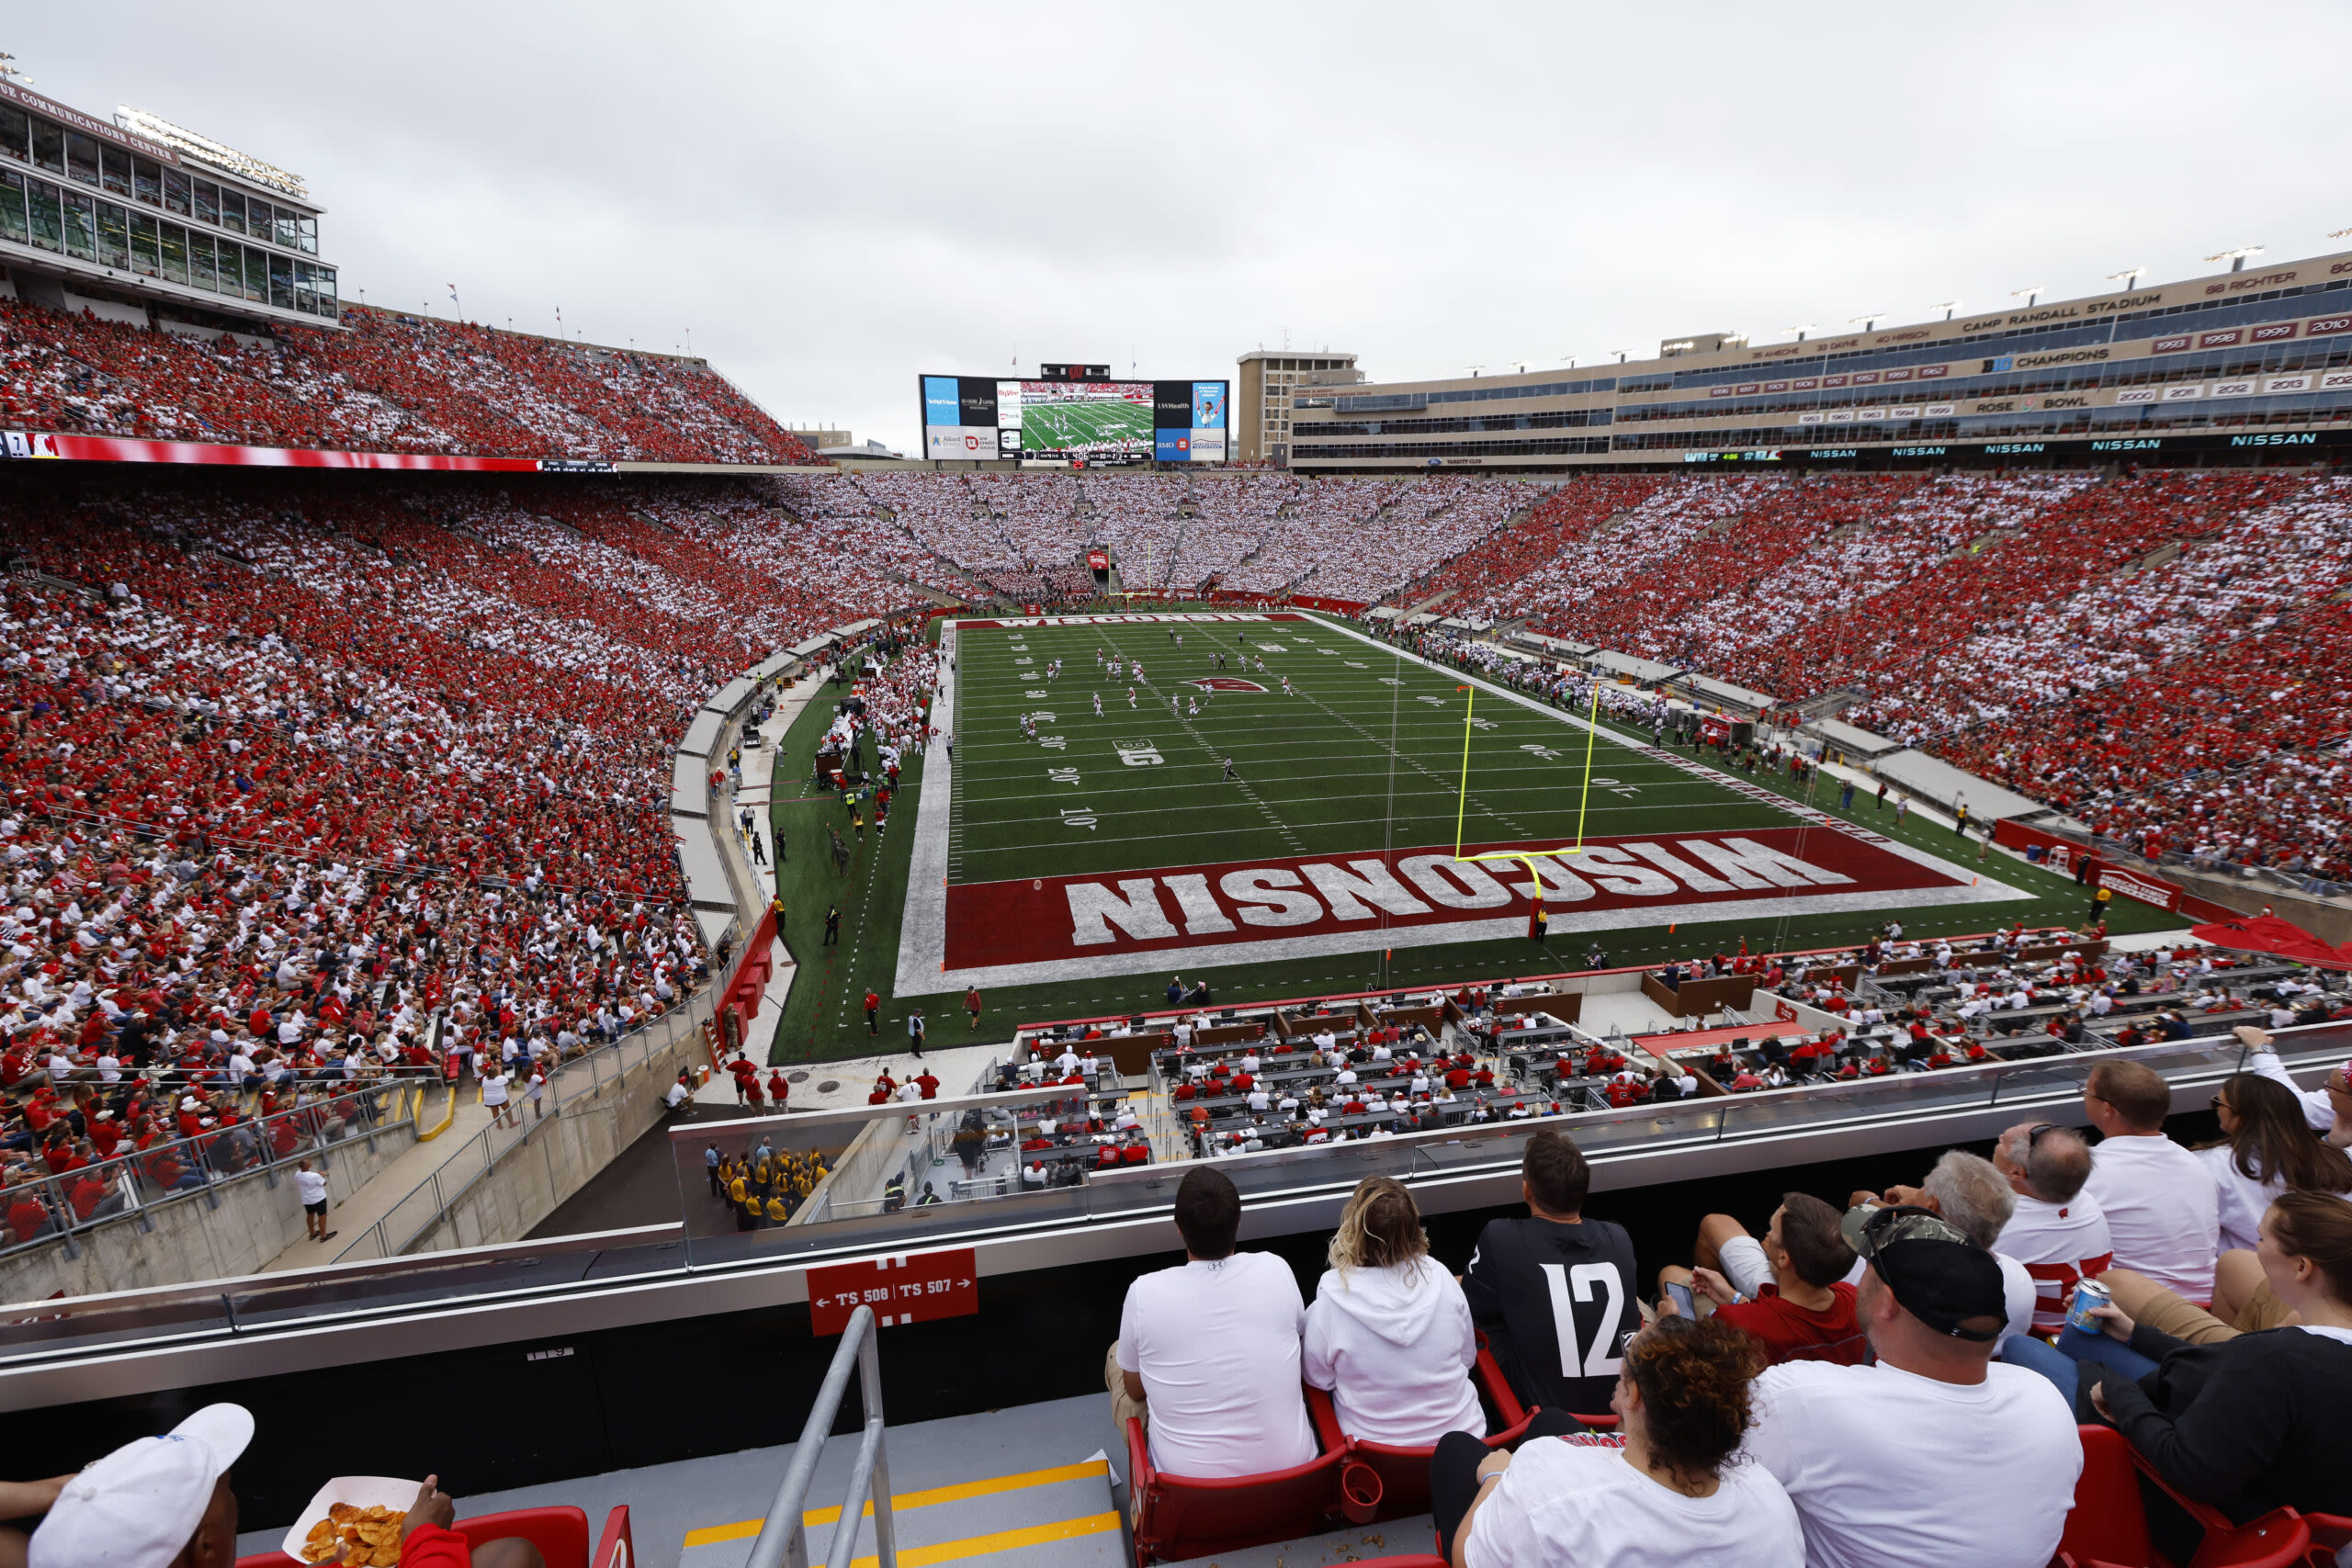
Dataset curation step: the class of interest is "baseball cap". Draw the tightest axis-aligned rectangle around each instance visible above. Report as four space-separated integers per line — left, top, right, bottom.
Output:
30 1403 254 1568
1840 1204 2007 1341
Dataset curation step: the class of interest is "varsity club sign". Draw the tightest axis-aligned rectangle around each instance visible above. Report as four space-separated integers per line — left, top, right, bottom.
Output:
936 826 2020 982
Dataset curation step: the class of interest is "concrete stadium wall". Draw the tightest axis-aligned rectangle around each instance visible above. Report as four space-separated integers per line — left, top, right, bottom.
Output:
0 1121 418 1304
792 1113 921 1224
401 1021 705 1254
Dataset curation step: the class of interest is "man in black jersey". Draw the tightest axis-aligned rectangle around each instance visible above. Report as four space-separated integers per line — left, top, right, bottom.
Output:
1460 1128 1640 1418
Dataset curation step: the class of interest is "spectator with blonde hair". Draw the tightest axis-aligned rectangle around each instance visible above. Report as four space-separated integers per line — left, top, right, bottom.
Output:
1303 1175 1481 1445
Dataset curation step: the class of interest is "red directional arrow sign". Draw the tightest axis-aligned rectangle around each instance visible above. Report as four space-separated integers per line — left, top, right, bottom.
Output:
808 1247 979 1336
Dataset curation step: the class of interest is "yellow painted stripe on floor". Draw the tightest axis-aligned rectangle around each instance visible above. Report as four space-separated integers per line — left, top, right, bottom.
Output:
859 1510 1122 1568
681 1461 1109 1549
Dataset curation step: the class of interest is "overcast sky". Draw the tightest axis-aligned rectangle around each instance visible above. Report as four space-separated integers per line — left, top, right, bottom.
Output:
17 3 2352 455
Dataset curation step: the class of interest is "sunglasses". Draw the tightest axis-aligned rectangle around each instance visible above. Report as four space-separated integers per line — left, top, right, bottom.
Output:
2024 1122 2062 1148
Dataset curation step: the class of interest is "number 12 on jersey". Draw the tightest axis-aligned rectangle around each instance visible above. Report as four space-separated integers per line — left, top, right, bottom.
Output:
1539 1261 1628 1380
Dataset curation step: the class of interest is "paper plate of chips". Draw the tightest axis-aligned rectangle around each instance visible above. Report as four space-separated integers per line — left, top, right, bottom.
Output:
283 1476 419 1566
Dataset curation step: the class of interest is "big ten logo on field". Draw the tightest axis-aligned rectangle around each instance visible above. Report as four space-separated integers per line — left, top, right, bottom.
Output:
1116 739 1164 766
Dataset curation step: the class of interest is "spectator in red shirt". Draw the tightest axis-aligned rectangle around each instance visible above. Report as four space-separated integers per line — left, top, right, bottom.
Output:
1659 1194 1865 1367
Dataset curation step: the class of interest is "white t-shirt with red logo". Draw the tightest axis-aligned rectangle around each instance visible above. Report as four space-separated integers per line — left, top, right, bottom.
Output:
1996 1190 2115 1334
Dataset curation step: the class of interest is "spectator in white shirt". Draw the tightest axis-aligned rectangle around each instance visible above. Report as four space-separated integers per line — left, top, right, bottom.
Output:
2196 1072 2352 1254
1990 1121 2113 1335
1856 1152 2036 1346
2081 1058 2222 1302
481 1068 518 1129
1113 1166 1316 1478
292 1157 334 1244
2234 1026 2350 1137
1442 1314 1803 1568
1304 1177 1482 1446
1742 1206 2081 1568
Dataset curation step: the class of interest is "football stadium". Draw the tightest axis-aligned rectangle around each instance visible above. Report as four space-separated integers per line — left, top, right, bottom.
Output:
3 22 2351 1568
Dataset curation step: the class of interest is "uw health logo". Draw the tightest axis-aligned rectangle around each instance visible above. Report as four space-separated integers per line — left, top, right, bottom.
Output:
1185 677 1267 692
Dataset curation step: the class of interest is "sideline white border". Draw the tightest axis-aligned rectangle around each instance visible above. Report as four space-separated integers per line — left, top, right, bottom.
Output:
892 615 2028 997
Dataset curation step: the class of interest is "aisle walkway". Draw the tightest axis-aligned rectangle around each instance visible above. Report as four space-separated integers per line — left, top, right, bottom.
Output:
256 1086 503 1271
723 671 831 1043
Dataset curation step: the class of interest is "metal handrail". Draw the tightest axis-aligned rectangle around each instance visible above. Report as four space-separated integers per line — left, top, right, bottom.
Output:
334 989 713 1262
746 1303 897 1568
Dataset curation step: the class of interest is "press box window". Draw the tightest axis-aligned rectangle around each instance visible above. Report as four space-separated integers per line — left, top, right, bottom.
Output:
130 210 159 275
96 201 130 269
29 118 62 175
61 191 96 261
63 130 101 188
25 179 62 252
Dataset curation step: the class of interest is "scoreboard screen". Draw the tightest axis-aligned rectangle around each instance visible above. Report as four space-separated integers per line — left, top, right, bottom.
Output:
921 375 1228 463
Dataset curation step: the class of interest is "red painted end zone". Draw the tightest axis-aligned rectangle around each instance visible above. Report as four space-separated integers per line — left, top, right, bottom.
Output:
945 828 1967 969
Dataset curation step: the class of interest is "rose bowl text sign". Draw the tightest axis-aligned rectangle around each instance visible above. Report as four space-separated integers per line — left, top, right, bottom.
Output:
808 1247 979 1337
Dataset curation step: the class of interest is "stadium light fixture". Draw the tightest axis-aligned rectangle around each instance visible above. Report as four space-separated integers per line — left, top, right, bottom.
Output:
1462 364 1487 379
1782 323 1814 343
0 53 32 87
2106 268 2147 292
1610 349 1630 363
117 106 306 198
1929 300 1960 321
2330 228 2352 241
2010 285 2045 308
2204 245 2265 273
1848 312 1888 333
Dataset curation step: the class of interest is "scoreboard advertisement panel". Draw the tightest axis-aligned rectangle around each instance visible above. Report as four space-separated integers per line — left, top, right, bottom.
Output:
921 375 1227 462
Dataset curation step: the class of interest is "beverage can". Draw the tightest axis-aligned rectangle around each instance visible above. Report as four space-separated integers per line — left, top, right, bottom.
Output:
2067 1278 2112 1333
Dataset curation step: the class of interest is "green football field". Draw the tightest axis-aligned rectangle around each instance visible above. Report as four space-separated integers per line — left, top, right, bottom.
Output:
945 617 1779 885
1019 396 1152 452
763 611 2177 1063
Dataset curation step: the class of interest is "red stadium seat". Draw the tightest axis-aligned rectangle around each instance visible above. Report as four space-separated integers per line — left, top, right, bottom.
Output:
1124 1407 1345 1566
592 1504 636 1568
2054 1425 2309 1568
1308 1337 1559 1525
235 1504 605 1568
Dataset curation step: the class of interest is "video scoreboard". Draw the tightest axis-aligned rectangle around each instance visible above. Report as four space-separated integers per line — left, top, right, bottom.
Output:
921 373 1228 464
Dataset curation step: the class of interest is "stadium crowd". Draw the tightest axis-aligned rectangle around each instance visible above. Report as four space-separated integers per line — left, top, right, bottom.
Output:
0 299 813 463
1423 468 2352 889
0 460 963 1251
1115 1030 2352 1568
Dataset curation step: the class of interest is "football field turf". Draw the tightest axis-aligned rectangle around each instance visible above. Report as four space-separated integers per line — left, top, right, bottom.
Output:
1019 397 1152 451
764 611 2177 1063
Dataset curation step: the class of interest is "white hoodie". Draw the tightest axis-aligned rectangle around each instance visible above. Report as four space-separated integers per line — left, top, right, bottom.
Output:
1303 1257 1482 1446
